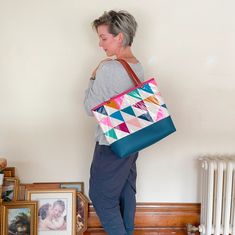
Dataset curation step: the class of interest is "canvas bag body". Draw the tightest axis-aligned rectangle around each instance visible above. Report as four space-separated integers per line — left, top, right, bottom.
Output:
92 59 176 158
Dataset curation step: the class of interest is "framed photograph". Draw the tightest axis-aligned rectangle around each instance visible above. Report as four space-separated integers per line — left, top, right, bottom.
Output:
1 201 37 235
34 182 84 193
76 192 89 234
27 188 77 235
2 177 19 202
18 183 60 200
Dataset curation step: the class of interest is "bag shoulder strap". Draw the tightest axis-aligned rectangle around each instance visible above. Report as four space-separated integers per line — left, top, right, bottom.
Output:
116 59 142 86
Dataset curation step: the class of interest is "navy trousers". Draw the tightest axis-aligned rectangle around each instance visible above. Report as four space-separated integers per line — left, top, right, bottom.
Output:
89 143 138 235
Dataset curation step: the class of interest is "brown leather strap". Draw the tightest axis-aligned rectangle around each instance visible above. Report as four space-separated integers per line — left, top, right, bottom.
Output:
116 59 142 86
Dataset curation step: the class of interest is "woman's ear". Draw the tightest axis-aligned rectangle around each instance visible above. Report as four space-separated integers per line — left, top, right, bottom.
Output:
116 32 124 45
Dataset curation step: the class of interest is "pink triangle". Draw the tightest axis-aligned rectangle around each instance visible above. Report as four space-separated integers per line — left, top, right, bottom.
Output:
114 96 125 109
100 116 113 127
126 118 142 128
114 122 130 133
156 108 164 121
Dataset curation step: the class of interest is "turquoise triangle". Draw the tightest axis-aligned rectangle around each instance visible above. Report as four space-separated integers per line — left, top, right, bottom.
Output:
128 89 142 99
140 83 154 94
122 106 136 116
110 111 124 121
105 129 117 139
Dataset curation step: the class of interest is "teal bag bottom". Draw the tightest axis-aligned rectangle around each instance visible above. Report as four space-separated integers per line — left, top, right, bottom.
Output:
110 116 176 158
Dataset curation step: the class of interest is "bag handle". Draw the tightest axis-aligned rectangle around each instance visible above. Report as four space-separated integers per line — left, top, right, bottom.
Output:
116 59 142 86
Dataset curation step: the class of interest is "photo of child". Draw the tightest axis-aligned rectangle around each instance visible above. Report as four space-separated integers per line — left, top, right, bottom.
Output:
8 208 31 235
38 199 67 231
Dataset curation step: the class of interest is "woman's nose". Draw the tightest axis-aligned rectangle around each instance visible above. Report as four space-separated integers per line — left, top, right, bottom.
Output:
99 40 103 47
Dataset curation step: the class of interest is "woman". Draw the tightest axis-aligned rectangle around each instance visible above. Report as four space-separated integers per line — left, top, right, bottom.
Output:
84 10 145 235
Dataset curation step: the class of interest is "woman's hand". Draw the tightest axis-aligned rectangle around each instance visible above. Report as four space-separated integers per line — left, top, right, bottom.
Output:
91 58 112 78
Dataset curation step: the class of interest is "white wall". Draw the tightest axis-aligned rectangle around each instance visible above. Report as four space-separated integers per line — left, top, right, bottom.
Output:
0 0 235 202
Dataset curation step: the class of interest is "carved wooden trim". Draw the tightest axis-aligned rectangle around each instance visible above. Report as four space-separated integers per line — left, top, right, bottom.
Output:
84 203 200 235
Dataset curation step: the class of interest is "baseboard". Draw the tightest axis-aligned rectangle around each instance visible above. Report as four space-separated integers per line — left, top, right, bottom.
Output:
84 202 200 235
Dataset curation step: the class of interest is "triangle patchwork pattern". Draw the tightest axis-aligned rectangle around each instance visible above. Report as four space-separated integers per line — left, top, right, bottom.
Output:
92 79 170 144
110 111 124 122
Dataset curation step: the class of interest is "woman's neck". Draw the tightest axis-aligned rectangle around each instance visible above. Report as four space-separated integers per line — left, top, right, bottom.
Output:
116 47 138 63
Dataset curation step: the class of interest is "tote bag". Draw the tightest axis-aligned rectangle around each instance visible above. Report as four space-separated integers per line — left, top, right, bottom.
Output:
92 59 176 158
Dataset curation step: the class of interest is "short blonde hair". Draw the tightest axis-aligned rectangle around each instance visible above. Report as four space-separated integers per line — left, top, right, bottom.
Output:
92 10 138 47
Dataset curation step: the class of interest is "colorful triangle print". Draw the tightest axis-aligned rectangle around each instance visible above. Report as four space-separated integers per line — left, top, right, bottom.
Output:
126 118 142 128
110 111 124 122
122 106 136 116
100 116 113 127
128 89 142 100
114 122 130 133
104 105 119 116
138 89 153 99
105 99 120 110
105 129 118 139
138 112 154 122
109 116 123 127
132 106 147 116
113 96 125 109
140 83 154 94
144 96 159 105
114 128 129 139
95 106 108 116
133 100 147 111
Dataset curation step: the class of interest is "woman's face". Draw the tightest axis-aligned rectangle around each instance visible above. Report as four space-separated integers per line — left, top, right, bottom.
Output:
97 24 121 57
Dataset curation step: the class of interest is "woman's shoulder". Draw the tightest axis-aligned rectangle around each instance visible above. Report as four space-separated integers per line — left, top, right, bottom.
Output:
98 59 142 72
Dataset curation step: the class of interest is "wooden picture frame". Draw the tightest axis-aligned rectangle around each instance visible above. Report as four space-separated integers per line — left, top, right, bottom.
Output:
2 177 19 202
1 201 38 235
76 192 89 235
27 188 77 235
34 181 84 193
2 167 16 177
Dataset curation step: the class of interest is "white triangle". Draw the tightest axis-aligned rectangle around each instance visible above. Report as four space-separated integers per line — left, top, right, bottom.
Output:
137 117 153 128
124 93 141 105
144 101 161 120
114 128 129 140
125 122 141 134
93 112 108 122
105 135 117 144
118 96 130 109
132 106 147 117
149 82 158 93
99 122 112 133
155 93 165 106
138 88 153 99
104 105 119 116
120 111 135 122
109 116 123 127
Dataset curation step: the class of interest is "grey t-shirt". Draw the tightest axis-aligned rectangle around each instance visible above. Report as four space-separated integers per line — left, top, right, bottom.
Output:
84 59 145 145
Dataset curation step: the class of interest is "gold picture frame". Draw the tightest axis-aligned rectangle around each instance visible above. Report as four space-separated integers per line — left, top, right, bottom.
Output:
76 192 89 235
1 201 38 235
2 177 19 202
27 188 77 235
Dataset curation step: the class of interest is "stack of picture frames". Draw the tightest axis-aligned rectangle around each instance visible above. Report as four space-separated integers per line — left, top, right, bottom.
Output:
0 167 89 235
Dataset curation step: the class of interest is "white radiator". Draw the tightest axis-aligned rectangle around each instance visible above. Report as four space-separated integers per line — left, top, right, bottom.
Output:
199 157 235 235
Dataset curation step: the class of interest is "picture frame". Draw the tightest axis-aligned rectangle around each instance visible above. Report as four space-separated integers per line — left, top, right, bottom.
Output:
18 183 60 200
2 177 19 202
26 188 77 235
2 167 15 177
34 181 84 193
1 201 38 235
76 192 89 235
60 182 84 194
